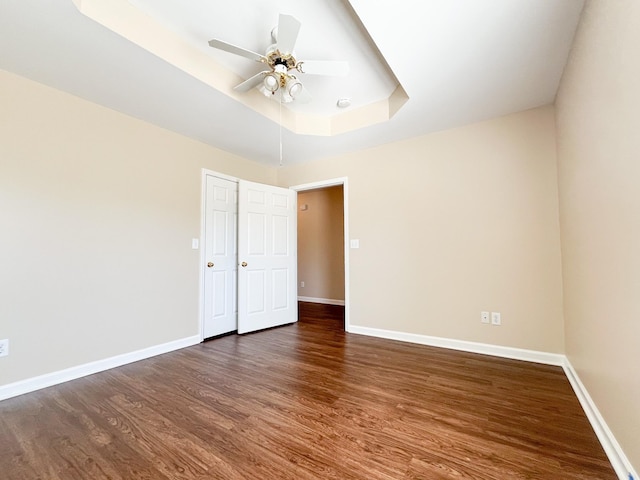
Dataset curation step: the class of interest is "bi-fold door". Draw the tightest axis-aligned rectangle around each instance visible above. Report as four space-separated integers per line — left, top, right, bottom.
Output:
203 175 297 337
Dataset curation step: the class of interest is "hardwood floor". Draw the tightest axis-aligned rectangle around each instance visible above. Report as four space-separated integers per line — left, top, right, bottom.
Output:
0 302 615 479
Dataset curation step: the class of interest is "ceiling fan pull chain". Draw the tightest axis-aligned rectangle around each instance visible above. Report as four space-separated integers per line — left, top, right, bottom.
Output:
279 94 283 167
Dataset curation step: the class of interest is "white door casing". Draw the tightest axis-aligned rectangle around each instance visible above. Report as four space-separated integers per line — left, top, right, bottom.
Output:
237 180 297 334
290 177 350 332
203 175 238 338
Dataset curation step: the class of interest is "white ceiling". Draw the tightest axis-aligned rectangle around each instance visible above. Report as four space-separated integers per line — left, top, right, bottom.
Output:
0 0 585 166
128 0 399 117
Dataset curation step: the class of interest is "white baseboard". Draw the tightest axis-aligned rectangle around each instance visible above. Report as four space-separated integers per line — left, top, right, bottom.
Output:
563 359 637 480
0 335 201 402
347 325 565 365
298 296 345 306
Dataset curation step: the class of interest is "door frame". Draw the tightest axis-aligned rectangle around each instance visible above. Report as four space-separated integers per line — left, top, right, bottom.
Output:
198 169 239 342
198 171 351 340
290 177 350 332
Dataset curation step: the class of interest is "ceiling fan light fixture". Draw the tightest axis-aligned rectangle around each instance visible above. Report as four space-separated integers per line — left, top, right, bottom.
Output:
286 78 303 98
263 73 279 93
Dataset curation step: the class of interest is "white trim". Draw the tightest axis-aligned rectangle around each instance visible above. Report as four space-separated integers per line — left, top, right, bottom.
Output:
290 178 347 190
348 325 565 366
343 179 350 332
290 177 350 331
202 169 239 183
298 296 345 306
0 335 200 402
199 170 208 342
563 359 638 480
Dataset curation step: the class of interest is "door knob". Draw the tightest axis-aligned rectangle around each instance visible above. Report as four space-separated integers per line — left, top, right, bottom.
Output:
241 262 248 267
207 262 214 268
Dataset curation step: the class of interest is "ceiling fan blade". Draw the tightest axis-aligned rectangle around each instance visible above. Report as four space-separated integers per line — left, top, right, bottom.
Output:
208 38 266 63
298 60 349 77
276 14 301 55
233 71 269 92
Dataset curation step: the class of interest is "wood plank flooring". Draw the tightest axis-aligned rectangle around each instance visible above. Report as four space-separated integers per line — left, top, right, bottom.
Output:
0 302 616 479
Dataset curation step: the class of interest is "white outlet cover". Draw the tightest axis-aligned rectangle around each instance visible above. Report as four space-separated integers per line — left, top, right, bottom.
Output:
491 312 501 325
481 311 490 324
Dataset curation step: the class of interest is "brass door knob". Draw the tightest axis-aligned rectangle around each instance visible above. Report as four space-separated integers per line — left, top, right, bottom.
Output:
241 262 248 267
207 262 214 268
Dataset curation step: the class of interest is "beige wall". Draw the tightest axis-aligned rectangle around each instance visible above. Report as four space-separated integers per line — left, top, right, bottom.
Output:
280 106 565 353
297 186 345 301
1 73 565 390
0 69 565 396
556 0 640 470
0 70 275 386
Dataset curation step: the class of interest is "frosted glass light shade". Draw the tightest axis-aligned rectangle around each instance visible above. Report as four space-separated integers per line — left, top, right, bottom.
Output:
263 74 279 92
287 79 302 98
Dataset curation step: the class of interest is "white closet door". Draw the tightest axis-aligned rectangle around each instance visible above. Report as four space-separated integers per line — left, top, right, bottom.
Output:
237 180 297 334
203 175 238 338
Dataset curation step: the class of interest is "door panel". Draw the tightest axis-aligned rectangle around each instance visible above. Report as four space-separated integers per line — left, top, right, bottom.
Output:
248 212 266 255
212 271 227 317
203 176 238 338
272 215 289 255
238 180 297 334
247 270 267 314
272 268 289 310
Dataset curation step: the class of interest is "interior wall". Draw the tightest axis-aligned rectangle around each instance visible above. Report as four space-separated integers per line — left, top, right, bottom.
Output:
0 69 276 386
279 106 565 353
555 0 640 471
297 186 345 302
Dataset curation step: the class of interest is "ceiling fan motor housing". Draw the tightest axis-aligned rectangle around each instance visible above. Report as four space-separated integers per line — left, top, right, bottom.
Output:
265 46 297 71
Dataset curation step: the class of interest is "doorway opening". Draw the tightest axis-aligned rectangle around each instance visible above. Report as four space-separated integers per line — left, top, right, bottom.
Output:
292 178 349 331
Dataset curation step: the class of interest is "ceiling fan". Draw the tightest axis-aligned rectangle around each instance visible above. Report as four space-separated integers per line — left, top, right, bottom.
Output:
208 14 349 104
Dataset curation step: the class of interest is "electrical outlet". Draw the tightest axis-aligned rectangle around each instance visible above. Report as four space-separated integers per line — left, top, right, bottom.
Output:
0 339 8 357
300 281 305 288
481 311 490 324
491 312 501 326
